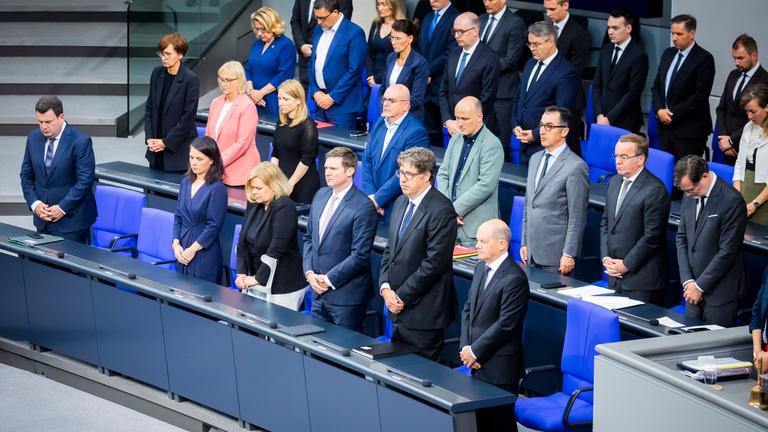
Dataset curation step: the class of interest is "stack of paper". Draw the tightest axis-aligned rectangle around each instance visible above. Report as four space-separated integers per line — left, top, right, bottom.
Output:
557 285 615 298
582 296 644 310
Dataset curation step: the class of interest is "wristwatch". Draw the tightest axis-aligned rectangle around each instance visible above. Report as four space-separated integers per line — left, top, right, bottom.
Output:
754 201 762 208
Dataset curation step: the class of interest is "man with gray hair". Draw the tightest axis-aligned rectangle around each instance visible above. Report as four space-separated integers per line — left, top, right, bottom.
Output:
513 20 579 163
380 147 457 360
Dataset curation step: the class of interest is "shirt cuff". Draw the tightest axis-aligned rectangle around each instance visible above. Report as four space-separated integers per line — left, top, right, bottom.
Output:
380 283 391 295
682 279 696 289
323 274 336 290
562 253 573 258
56 205 66 215
469 346 477 361
31 200 42 213
695 283 703 293
601 256 611 264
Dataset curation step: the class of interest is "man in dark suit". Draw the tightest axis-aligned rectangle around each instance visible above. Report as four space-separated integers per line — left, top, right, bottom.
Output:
20 96 96 244
290 0 353 91
362 84 429 224
716 34 768 165
416 0 460 147
440 12 500 136
592 9 649 134
675 156 747 327
380 147 457 360
460 218 528 431
479 0 525 161
651 14 715 160
513 21 579 163
308 0 366 129
303 147 378 332
543 0 589 76
600 134 670 305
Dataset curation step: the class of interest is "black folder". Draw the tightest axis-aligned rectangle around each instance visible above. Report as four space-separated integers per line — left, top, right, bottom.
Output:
352 341 419 360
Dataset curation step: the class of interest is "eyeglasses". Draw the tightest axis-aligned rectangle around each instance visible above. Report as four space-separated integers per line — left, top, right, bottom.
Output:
382 97 407 104
314 10 336 22
390 35 408 42
538 123 567 132
612 154 642 161
156 51 175 59
526 39 551 49
395 170 423 181
252 26 266 34
453 26 476 36
217 77 238 84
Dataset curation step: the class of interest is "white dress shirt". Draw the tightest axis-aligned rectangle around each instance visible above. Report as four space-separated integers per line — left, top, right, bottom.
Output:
526 49 558 91
533 141 567 190
455 40 480 78
553 13 570 38
307 182 353 290
468 251 509 358
31 122 67 213
733 62 762 100
611 36 632 65
681 172 718 292
734 121 768 183
314 14 344 91
382 112 408 155
480 8 505 42
665 41 696 98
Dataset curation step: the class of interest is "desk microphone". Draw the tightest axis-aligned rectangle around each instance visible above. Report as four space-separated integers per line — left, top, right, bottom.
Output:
615 310 659 326
386 367 432 387
238 311 278 329
35 245 65 258
98 264 136 280
169 287 212 302
312 338 351 356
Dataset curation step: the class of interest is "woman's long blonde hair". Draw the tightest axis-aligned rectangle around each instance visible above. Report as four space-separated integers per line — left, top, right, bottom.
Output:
277 79 308 127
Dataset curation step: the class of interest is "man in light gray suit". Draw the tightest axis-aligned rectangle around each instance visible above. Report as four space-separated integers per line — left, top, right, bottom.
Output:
437 97 504 245
520 106 588 275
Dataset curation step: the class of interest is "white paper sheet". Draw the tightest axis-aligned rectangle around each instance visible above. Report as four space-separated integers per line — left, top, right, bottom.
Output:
581 295 644 310
557 285 615 298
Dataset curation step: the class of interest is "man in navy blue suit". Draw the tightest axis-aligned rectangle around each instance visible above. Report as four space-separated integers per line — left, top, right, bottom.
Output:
20 96 97 244
362 85 429 224
308 0 367 130
513 21 579 163
303 147 378 332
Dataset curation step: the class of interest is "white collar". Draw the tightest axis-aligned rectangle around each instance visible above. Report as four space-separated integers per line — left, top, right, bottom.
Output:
385 112 408 128
678 40 695 57
326 13 344 33
489 8 505 21
51 122 66 142
616 35 632 51
409 184 432 207
540 49 559 66
544 141 568 158
462 39 480 55
555 13 570 30
744 62 761 78
331 182 353 200
622 166 643 182
435 3 451 16
702 172 717 198
485 251 509 273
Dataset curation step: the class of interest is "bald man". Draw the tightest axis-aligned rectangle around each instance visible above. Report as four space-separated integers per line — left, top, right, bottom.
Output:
437 96 503 245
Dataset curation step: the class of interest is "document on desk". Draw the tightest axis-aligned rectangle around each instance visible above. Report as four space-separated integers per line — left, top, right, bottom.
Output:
656 317 685 328
557 285 615 298
582 295 644 310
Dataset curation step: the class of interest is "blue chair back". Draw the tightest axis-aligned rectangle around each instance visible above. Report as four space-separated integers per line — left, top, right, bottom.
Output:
442 127 451 148
377 305 393 342
509 135 521 164
711 122 725 163
647 106 660 149
353 161 363 189
303 289 312 316
709 161 734 184
92 185 145 251
196 126 205 137
509 195 525 262
584 124 629 182
229 224 242 290
646 148 674 194
136 208 176 270
367 84 382 129
584 84 596 136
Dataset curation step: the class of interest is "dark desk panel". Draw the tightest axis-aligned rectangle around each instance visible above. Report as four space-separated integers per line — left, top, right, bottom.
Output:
0 252 29 342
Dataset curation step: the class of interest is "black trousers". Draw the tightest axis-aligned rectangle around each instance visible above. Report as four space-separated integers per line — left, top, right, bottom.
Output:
392 324 444 361
659 133 707 160
617 287 664 306
41 226 90 244
686 299 738 327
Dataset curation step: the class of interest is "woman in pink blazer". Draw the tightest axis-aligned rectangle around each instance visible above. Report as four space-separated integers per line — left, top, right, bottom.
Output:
205 61 260 186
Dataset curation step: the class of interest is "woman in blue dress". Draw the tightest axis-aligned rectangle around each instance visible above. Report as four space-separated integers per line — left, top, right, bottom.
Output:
245 7 296 117
172 136 228 284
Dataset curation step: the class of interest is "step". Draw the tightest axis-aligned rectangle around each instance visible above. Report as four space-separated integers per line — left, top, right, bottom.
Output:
0 22 127 57
0 57 127 95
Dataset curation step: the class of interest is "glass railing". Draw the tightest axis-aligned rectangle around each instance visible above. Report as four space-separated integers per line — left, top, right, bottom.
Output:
126 0 249 135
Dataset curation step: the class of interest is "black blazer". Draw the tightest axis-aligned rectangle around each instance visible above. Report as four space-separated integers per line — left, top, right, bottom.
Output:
479 8 526 100
600 169 670 293
651 43 716 140
591 39 649 133
439 43 500 123
460 256 528 389
144 65 199 172
676 177 747 306
556 17 590 76
416 5 460 103
366 21 394 84
716 66 768 153
237 197 305 295
380 188 458 329
290 0 353 65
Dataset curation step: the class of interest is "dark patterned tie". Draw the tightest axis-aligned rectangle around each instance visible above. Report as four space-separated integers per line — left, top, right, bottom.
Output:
398 202 416 239
44 138 56 172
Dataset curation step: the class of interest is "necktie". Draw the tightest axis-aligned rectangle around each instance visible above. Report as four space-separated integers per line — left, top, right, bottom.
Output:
428 11 441 40
451 137 474 201
610 45 621 72
536 152 551 190
477 265 488 292
695 196 707 225
555 23 561 38
308 0 315 24
44 138 56 172
527 61 544 91
666 52 684 96
398 202 416 239
482 16 495 44
455 51 469 82
318 194 339 242
615 178 632 217
734 72 749 100
483 267 494 290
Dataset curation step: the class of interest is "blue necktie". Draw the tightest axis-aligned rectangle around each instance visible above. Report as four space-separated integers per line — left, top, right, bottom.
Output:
666 52 684 98
44 138 56 172
428 12 441 40
455 51 468 83
398 202 416 239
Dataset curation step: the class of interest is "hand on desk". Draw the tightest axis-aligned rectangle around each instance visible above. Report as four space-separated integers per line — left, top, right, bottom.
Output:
460 345 481 369
382 288 404 314
559 255 575 275
683 281 703 304
754 351 768 373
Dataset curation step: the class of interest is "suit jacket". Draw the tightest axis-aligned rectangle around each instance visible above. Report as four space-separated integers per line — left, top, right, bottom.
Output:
144 64 199 171
366 21 394 84
591 39 649 133
460 256 529 388
514 54 579 143
290 0 353 66
600 169 670 292
237 197 305 295
380 187 458 329
716 66 768 152
651 43 716 140
383 51 430 120
205 93 260 186
416 5 460 103
479 8 526 100
436 126 503 244
522 145 589 267
361 113 430 213
302 185 378 306
439 43 500 123
20 124 97 234
556 17 590 76
308 17 367 114
676 176 747 306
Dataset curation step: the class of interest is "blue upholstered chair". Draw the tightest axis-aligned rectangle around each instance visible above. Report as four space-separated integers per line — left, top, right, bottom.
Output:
647 106 660 149
92 184 145 256
510 195 525 262
229 224 242 290
367 84 382 129
583 84 596 138
196 126 205 137
515 298 620 431
709 161 735 185
510 134 522 164
353 161 363 190
646 148 674 195
377 305 393 342
302 289 312 316
584 124 630 183
136 208 176 270
711 123 726 163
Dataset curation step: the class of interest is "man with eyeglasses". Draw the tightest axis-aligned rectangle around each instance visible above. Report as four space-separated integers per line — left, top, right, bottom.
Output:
513 21 578 164
362 85 429 225
380 147 457 360
307 0 366 130
674 155 746 327
437 96 503 245
521 106 588 276
600 134 670 305
439 12 499 138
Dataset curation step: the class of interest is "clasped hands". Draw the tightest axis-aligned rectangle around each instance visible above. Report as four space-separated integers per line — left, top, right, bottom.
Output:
173 243 198 265
513 126 534 144
34 203 64 222
656 108 674 125
306 271 331 294
313 91 334 110
146 138 167 152
603 257 629 278
683 281 703 304
381 287 404 314
459 345 481 369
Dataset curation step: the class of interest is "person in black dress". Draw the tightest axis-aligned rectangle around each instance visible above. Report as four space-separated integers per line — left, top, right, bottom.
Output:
172 136 228 284
366 0 405 87
271 79 320 204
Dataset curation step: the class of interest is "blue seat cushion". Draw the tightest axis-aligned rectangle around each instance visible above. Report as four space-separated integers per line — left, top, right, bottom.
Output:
454 365 472 376
515 392 593 431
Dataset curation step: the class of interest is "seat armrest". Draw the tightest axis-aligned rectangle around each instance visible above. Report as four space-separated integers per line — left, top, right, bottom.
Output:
562 386 594 428
108 246 137 258
151 259 176 266
107 233 138 249
518 364 560 394
598 173 614 183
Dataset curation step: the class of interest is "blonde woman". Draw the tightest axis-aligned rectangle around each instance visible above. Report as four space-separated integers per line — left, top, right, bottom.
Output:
235 162 306 310
205 61 260 186
734 83 768 224
272 79 320 204
245 7 297 115
366 0 406 86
